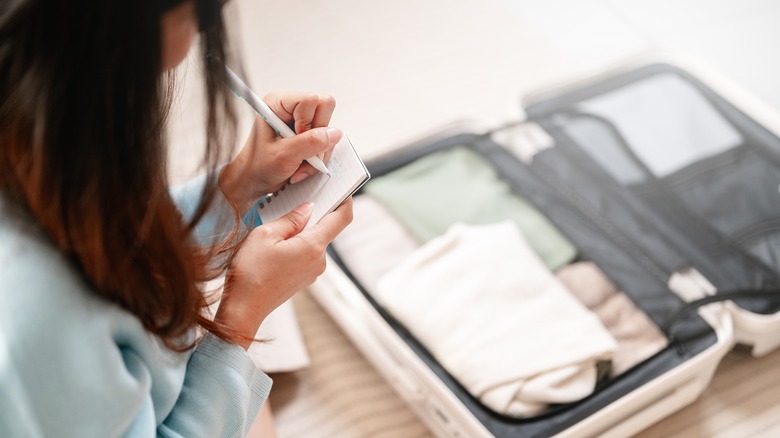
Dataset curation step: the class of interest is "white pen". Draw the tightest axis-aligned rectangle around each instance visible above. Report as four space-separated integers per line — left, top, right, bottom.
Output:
224 66 330 175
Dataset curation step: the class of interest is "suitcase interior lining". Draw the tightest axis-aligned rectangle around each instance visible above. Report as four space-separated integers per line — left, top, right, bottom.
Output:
525 64 780 315
325 63 779 436
329 135 714 437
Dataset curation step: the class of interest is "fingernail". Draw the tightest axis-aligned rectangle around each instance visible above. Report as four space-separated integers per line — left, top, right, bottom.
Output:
290 172 309 184
295 202 314 215
325 127 342 144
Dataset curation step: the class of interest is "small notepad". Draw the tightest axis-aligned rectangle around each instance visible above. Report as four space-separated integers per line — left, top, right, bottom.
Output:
256 134 370 228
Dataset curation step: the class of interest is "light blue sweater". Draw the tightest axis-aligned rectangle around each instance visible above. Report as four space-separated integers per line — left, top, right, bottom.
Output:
0 175 272 438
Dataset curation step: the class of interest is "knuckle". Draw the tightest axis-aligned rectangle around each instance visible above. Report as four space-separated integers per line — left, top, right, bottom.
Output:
319 94 336 109
303 256 321 278
302 249 326 276
296 120 313 132
300 93 318 105
315 257 327 276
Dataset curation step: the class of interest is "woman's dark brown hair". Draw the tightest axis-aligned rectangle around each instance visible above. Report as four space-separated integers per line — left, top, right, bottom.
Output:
0 0 241 349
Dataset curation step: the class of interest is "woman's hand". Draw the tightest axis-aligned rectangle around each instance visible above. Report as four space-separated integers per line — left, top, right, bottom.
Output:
220 93 341 215
214 197 353 349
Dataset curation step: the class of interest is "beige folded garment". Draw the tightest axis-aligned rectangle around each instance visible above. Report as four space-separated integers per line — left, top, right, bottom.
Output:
557 262 668 376
331 195 421 292
375 221 617 417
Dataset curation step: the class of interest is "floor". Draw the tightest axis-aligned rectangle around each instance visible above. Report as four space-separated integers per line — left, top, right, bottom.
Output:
167 0 780 436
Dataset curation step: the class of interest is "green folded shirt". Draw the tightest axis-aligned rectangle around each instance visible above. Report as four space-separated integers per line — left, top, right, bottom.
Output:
363 146 577 271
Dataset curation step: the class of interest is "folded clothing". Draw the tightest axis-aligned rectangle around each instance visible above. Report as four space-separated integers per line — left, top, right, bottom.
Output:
333 197 666 377
363 146 577 271
557 262 668 376
331 195 421 292
375 221 616 417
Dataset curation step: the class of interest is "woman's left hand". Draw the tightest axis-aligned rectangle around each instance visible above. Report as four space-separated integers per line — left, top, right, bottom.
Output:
220 92 341 214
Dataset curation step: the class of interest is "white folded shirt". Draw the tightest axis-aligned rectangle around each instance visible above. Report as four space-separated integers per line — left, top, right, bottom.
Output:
375 221 617 417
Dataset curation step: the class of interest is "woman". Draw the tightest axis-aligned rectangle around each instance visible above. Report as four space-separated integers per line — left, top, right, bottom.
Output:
0 0 352 436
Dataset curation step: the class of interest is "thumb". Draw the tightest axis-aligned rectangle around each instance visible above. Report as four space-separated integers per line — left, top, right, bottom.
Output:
280 127 343 161
267 202 314 240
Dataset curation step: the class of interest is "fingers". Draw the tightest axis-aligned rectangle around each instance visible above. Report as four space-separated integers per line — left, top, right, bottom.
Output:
293 94 336 134
263 92 336 133
243 92 340 188
288 126 342 159
254 114 341 162
264 202 314 240
298 197 353 247
289 162 317 185
284 127 342 183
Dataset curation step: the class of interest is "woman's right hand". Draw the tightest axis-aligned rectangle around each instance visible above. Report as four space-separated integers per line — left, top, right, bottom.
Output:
214 198 353 349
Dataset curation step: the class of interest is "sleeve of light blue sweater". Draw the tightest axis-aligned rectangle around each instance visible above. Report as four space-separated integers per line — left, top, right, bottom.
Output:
0 179 272 438
156 335 272 438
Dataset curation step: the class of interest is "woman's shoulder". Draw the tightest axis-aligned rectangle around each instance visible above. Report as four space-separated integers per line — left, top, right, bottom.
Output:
0 197 132 340
0 197 191 437
0 194 181 372
1 199 88 305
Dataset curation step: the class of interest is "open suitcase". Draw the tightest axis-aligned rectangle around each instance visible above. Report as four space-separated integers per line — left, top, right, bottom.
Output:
308 54 780 437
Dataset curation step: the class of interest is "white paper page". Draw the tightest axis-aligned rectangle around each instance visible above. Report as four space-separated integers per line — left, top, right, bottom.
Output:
257 134 369 228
